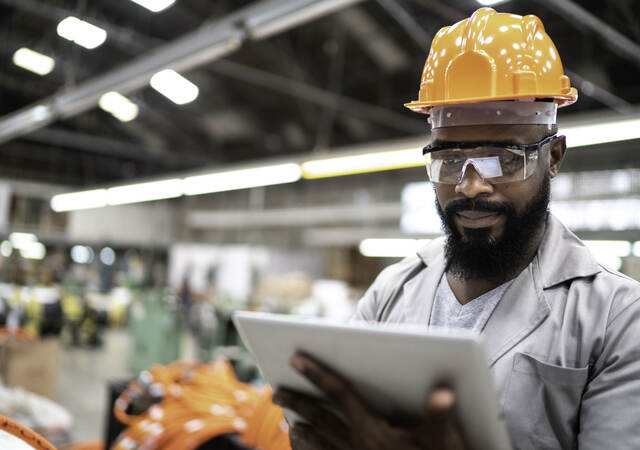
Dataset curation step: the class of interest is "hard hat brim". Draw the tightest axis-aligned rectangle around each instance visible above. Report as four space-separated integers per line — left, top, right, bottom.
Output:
404 89 578 115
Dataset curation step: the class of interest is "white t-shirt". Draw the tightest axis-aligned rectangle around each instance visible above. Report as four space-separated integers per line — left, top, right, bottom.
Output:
429 273 513 333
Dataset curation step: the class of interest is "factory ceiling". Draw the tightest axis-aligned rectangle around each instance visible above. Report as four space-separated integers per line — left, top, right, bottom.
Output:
0 0 638 186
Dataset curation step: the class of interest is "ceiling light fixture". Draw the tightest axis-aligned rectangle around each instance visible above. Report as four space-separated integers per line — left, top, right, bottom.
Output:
12 48 55 76
57 16 107 50
100 247 116 266
9 232 37 249
583 240 631 271
359 238 431 258
50 163 302 211
562 118 640 148
0 241 12 257
301 148 423 179
107 179 184 206
183 163 302 196
20 242 46 260
51 189 108 212
71 245 94 264
129 0 176 13
476 0 510 6
99 91 139 122
150 69 199 105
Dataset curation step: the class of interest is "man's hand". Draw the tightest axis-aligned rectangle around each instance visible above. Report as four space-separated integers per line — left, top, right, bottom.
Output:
272 352 466 450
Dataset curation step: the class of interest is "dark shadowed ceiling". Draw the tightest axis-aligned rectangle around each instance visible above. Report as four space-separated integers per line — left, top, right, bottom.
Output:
0 0 638 186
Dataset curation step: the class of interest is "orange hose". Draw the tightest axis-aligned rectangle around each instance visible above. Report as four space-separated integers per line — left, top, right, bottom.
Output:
0 414 57 450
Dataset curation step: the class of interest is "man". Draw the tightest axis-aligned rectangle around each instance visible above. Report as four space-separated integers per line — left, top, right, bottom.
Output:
273 7 640 450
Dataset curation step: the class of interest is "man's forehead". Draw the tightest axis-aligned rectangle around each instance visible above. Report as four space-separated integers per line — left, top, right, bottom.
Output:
430 124 554 146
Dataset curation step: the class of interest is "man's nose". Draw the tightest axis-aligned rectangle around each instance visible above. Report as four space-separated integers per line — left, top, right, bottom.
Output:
454 164 494 198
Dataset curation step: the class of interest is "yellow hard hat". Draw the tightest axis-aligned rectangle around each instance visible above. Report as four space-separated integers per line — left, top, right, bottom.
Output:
405 8 578 114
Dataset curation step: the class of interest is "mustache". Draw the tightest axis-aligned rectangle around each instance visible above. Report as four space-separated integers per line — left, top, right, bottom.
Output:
444 198 514 216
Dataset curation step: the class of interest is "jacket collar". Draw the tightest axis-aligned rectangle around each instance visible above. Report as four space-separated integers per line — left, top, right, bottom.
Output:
537 213 601 288
414 214 601 366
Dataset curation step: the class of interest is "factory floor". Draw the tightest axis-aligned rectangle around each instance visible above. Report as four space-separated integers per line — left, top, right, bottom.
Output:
55 329 130 443
55 329 197 444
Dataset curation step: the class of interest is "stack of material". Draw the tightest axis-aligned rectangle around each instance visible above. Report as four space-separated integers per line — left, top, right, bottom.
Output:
0 331 61 399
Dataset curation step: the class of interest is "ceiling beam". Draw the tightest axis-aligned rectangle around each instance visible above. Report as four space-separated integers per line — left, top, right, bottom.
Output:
22 128 207 166
0 0 365 145
533 0 640 70
375 0 431 49
2 0 420 144
209 60 425 134
564 69 632 114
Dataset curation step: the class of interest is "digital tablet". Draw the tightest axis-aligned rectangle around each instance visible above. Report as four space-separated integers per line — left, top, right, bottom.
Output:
233 311 512 450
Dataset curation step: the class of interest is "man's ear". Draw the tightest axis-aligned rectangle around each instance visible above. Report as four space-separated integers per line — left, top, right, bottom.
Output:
549 135 566 178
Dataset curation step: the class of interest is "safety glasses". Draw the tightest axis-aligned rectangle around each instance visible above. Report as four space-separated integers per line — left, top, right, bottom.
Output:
422 135 557 185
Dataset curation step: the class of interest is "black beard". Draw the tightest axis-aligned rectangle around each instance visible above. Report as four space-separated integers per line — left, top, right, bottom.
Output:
435 174 550 281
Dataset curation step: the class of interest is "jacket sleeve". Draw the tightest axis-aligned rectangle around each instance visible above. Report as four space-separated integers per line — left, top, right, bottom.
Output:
351 254 427 323
578 296 640 450
352 265 390 322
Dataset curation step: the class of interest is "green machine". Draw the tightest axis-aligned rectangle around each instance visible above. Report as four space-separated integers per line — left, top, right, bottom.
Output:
128 288 182 375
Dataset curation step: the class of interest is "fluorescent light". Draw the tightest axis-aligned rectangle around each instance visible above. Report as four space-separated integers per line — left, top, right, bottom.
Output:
633 242 640 257
51 189 107 212
107 179 183 205
183 163 302 196
20 242 46 260
476 0 509 5
57 16 107 50
150 69 199 105
100 247 116 266
302 148 423 179
246 0 362 40
400 182 443 234
99 92 139 122
0 241 12 257
71 245 94 264
359 238 431 258
583 240 631 271
129 0 176 12
551 199 640 231
12 48 55 76
563 118 640 148
9 232 37 249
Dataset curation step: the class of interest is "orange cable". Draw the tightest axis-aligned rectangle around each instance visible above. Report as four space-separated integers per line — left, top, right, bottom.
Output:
0 414 57 450
111 359 291 450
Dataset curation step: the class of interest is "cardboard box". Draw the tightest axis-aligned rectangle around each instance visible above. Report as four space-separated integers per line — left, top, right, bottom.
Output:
0 337 61 399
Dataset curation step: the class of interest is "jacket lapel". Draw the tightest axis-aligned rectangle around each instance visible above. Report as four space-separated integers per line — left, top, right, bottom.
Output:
481 255 550 367
400 250 447 326
481 214 601 366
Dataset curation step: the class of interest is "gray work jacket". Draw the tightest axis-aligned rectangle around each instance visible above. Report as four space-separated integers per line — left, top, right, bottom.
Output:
355 214 640 450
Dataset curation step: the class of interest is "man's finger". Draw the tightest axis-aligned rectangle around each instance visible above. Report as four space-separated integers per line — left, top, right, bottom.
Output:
421 387 466 450
290 423 340 450
422 387 457 429
273 388 349 435
290 352 368 419
424 387 456 416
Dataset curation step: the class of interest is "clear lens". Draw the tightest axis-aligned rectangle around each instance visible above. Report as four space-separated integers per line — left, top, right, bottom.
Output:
425 146 539 184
